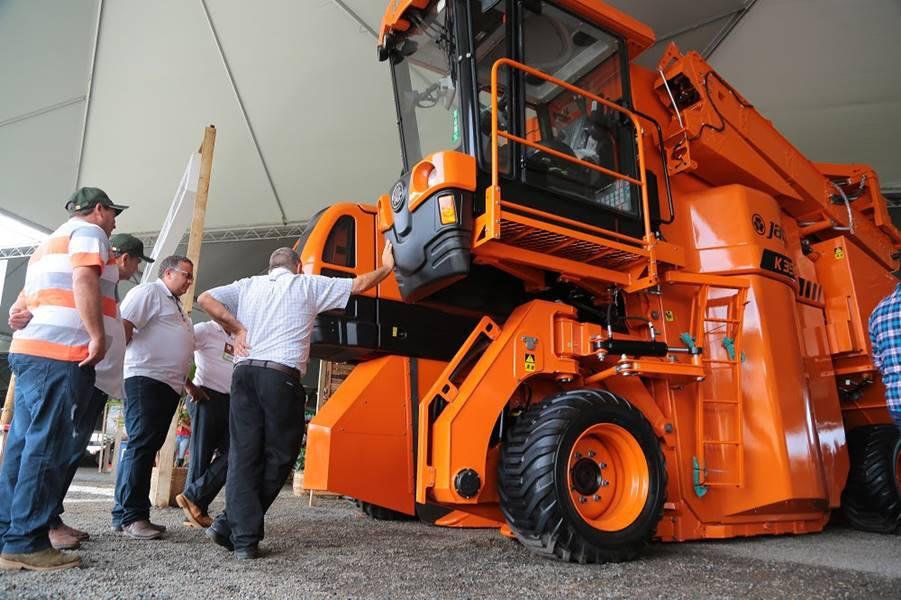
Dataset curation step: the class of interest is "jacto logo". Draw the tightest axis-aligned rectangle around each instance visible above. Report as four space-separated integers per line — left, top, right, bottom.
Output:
391 181 406 211
752 213 766 236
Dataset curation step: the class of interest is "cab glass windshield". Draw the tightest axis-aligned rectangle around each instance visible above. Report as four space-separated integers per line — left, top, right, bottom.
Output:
391 3 462 168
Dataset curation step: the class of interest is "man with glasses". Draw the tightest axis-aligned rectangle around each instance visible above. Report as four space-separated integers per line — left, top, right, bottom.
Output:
1 187 124 571
111 255 195 540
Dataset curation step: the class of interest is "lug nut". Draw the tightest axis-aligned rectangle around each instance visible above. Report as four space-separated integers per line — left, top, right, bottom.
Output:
575 452 582 459
588 450 596 458
593 495 600 501
599 462 607 469
579 496 587 504
600 480 609 487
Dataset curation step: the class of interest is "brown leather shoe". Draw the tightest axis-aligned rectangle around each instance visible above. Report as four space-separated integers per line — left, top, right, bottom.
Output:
0 548 81 571
49 527 81 550
56 522 90 541
176 493 213 528
122 520 163 540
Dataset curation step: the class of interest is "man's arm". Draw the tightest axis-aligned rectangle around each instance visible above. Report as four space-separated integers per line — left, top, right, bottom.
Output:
8 291 32 331
197 292 249 356
351 240 395 294
123 319 136 344
73 265 106 366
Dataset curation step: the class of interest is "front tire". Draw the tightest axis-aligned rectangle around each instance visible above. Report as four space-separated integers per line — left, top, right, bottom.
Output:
842 424 901 533
498 389 666 563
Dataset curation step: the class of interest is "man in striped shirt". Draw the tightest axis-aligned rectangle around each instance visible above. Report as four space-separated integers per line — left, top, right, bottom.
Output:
869 283 901 430
0 187 125 572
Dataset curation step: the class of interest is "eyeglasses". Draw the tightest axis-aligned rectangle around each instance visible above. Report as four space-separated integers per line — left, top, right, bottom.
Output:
171 268 194 281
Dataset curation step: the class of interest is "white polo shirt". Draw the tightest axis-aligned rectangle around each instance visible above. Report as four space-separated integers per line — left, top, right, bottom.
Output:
192 321 234 394
94 307 126 399
121 279 195 394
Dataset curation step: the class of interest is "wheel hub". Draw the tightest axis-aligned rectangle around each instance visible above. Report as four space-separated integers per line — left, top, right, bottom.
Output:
567 422 649 531
571 458 602 495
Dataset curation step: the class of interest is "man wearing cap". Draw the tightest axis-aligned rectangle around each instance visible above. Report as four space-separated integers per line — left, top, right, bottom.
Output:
111 255 195 540
0 187 125 571
50 234 153 549
176 320 234 529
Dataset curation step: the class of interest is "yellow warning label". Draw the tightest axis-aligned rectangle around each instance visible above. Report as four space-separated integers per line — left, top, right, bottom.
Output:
664 310 675 322
391 326 398 337
834 247 845 260
524 353 536 372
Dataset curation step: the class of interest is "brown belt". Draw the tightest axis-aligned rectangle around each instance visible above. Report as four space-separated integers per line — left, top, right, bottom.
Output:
240 359 300 381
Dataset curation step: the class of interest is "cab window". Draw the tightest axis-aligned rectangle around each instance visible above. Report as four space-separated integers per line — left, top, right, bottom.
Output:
323 216 356 268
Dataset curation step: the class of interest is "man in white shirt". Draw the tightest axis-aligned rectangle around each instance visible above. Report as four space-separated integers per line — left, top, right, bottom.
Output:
111 255 195 540
197 243 394 559
176 321 234 528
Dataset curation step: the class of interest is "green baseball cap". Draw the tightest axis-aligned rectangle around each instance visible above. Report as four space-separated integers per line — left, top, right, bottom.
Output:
109 233 154 262
65 187 128 215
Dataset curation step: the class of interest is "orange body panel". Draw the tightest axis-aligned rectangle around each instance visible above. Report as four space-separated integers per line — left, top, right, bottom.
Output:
305 356 447 514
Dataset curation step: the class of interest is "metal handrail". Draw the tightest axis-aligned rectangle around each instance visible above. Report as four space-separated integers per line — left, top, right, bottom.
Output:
489 58 658 286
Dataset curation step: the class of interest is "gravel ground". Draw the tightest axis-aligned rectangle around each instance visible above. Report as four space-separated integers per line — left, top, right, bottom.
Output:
0 468 899 599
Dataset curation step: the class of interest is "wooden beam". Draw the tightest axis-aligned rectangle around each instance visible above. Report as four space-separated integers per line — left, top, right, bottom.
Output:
151 125 216 507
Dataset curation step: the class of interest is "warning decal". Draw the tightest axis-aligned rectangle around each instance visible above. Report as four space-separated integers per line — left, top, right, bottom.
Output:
524 353 536 372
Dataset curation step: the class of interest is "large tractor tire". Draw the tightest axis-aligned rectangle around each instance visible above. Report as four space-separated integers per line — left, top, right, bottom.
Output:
355 501 416 521
841 424 901 534
498 389 666 564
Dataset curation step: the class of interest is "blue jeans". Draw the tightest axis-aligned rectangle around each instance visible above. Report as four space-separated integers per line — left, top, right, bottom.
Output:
111 377 179 527
50 387 109 529
0 354 95 554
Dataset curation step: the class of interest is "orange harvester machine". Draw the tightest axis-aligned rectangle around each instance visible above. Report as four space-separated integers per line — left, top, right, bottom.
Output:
298 0 901 562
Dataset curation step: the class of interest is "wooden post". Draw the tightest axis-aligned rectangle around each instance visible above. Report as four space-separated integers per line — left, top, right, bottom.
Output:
0 375 15 465
151 125 216 507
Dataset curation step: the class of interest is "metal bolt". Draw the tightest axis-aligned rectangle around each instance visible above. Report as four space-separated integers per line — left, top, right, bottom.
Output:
664 423 674 433
600 480 609 487
588 450 596 458
575 452 582 459
593 495 600 501
599 462 607 469
579 496 587 504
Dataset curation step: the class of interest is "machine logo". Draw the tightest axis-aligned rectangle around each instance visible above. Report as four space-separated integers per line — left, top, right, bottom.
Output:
752 214 766 235
752 213 785 243
390 181 406 211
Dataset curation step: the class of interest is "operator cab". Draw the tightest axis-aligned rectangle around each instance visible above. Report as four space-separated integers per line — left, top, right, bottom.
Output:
378 0 661 301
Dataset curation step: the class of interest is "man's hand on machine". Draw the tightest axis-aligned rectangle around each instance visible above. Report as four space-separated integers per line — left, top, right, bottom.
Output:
381 240 395 271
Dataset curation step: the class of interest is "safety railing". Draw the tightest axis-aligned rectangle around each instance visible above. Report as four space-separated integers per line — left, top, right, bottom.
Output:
481 57 659 291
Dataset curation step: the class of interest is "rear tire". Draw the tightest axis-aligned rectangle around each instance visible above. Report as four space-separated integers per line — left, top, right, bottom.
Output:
842 424 901 533
498 389 666 563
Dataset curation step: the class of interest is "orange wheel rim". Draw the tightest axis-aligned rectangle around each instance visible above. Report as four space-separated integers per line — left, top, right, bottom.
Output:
567 423 649 531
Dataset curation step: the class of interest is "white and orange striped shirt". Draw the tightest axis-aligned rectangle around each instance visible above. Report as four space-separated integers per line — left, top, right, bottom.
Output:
10 217 118 362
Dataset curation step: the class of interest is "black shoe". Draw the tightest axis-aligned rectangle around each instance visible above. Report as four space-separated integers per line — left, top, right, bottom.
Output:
205 525 234 551
235 546 259 560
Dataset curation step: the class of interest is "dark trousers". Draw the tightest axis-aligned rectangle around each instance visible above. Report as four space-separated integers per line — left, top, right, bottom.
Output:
183 387 230 511
213 365 304 551
50 386 109 528
112 376 179 527
0 354 94 554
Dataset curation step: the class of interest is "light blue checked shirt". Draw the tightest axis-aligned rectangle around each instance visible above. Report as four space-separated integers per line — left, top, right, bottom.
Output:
208 268 352 375
869 283 901 376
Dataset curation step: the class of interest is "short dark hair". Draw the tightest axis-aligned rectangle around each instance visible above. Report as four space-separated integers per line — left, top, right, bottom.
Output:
160 255 192 275
269 248 300 272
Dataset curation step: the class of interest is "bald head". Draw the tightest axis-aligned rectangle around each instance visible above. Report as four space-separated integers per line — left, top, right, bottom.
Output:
269 247 300 273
